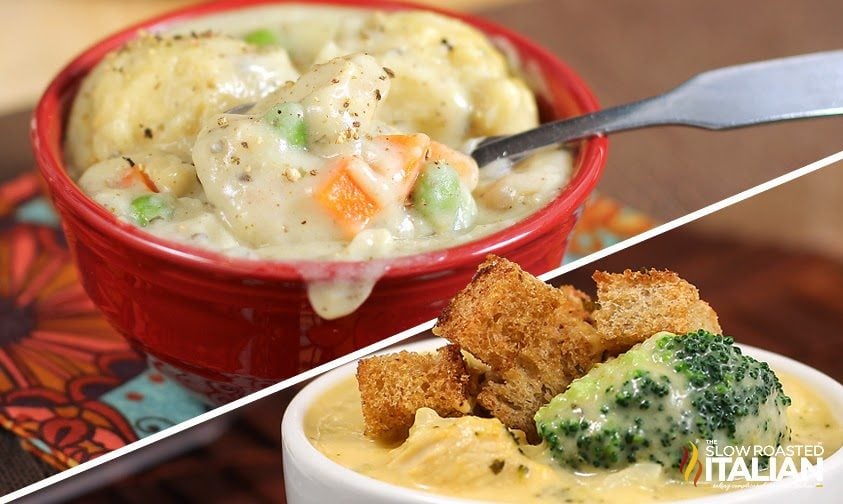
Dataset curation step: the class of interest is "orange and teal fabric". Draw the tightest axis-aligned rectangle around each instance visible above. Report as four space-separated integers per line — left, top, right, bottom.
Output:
0 172 206 469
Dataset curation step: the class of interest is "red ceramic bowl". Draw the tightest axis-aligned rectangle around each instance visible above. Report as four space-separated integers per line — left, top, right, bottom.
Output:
31 0 607 404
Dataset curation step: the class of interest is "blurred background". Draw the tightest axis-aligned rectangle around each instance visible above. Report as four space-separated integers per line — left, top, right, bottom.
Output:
1 0 841 502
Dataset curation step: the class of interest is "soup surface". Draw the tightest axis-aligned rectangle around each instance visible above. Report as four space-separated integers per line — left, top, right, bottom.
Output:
65 5 573 318
305 370 842 503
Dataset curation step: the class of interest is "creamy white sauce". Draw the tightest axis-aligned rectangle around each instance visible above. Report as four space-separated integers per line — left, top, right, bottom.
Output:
67 5 571 319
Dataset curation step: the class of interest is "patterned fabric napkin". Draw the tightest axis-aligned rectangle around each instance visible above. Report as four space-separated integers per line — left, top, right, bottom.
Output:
0 173 206 469
0 171 654 469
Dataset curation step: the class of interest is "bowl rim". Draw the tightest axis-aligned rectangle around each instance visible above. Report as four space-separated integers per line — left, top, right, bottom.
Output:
281 337 843 504
30 0 607 282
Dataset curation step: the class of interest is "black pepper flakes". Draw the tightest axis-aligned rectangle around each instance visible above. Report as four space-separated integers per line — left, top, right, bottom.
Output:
489 459 505 474
122 156 135 167
383 67 395 78
238 173 252 182
374 89 382 101
241 141 249 148
143 127 153 139
441 38 453 51
352 121 360 128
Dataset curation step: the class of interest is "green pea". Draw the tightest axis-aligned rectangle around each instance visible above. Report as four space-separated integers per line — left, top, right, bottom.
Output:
411 161 477 232
243 28 279 47
263 102 308 149
130 194 174 227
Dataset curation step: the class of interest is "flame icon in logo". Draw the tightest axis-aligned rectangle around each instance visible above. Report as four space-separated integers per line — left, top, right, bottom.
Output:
680 441 703 486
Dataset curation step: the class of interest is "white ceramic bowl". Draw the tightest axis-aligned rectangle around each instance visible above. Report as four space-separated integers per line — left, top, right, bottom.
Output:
281 338 843 504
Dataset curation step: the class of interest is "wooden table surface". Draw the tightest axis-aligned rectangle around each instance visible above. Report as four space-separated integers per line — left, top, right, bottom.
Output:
2 0 842 501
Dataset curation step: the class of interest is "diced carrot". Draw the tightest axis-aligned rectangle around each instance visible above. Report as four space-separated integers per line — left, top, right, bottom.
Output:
369 133 430 196
315 156 382 236
117 166 158 192
428 141 479 190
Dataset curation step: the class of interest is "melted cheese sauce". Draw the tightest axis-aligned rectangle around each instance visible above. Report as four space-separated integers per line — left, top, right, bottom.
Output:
305 371 843 503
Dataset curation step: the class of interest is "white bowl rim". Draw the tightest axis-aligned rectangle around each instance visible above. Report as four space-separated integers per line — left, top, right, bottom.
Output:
281 338 843 504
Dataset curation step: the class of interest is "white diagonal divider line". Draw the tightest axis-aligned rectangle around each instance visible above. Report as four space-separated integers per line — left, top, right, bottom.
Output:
539 151 843 282
1 316 435 504
4 150 841 503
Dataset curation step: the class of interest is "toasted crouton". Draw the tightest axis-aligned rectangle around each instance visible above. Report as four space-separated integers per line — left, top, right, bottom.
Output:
357 344 471 441
559 284 596 322
592 269 721 354
460 349 492 398
433 256 603 440
475 366 554 437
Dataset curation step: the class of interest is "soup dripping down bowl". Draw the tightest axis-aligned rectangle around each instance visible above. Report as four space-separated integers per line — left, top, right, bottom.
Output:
30 0 607 404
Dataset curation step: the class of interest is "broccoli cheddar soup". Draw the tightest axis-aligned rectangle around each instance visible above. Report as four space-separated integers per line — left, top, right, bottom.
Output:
306 371 842 504
65 6 573 318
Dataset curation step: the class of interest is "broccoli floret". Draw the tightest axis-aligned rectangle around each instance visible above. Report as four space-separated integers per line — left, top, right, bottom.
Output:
534 330 791 470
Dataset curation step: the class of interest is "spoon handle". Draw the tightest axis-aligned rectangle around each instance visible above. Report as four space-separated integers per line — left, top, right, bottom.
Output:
471 49 843 167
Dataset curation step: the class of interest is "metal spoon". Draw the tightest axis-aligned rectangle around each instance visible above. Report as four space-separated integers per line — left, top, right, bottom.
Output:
470 50 843 167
